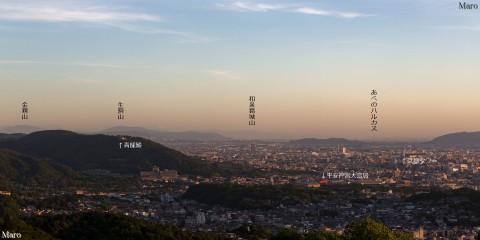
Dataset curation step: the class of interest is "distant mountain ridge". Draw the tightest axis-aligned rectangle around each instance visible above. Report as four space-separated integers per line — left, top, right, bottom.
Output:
0 130 217 176
0 133 25 140
214 130 299 140
1 125 43 134
427 131 480 146
290 138 365 147
101 126 226 141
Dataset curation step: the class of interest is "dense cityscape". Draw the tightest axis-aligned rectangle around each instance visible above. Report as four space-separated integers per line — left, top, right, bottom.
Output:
2 131 480 239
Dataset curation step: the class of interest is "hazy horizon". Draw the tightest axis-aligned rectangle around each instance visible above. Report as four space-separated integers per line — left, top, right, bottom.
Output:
0 123 475 142
1 0 479 140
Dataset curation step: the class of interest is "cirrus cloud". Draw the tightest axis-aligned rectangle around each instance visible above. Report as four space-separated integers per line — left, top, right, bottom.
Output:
216 2 285 12
207 70 242 80
216 1 374 19
296 7 374 19
0 1 215 43
0 2 160 23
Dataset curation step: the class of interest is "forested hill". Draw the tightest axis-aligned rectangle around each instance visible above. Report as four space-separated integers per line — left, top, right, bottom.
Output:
0 130 216 176
0 149 77 190
427 131 480 146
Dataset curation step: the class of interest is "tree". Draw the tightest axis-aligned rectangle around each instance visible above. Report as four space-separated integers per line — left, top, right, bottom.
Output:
304 230 342 240
271 228 302 240
344 217 414 240
0 196 54 240
233 224 271 240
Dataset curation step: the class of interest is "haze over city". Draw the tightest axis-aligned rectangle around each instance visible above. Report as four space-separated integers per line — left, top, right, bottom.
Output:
1 0 479 140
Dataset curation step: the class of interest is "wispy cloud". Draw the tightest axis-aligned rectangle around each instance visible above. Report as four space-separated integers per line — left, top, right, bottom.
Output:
216 2 285 12
216 1 374 19
207 70 242 80
0 60 150 69
294 7 374 19
295 7 329 16
0 2 159 23
0 1 215 43
104 22 219 43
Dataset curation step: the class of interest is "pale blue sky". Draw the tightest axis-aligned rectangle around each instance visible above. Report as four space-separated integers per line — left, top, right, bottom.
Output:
0 0 479 140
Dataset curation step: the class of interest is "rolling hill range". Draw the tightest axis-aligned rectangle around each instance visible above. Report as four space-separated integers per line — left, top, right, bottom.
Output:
0 130 217 176
101 126 226 141
0 133 25 140
427 131 480 146
1 124 43 134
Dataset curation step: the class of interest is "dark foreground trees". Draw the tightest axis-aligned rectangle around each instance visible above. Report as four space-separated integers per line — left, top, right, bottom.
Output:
26 212 227 240
1 196 227 240
239 218 414 240
2 195 414 240
343 217 414 240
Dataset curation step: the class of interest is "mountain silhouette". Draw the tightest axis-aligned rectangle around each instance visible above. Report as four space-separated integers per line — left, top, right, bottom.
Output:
0 130 217 176
428 131 480 146
1 125 43 134
101 126 226 141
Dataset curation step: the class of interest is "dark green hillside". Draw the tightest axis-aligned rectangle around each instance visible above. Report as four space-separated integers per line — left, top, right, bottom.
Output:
0 196 54 240
0 196 227 240
0 130 216 176
0 149 77 190
26 212 228 240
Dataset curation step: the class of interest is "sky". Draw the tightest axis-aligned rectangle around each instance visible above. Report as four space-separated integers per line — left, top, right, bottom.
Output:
0 0 479 140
